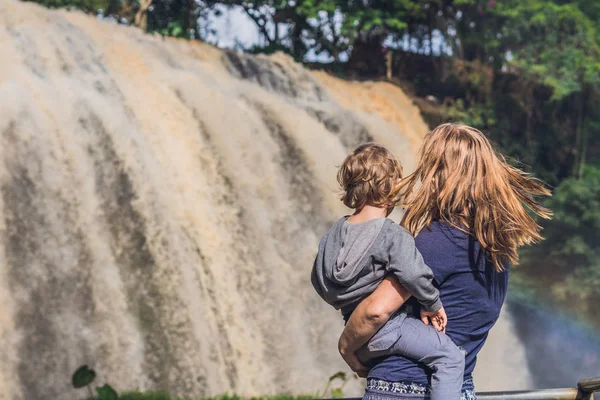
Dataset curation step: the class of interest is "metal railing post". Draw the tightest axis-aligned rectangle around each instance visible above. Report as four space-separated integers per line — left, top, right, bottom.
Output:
577 376 600 400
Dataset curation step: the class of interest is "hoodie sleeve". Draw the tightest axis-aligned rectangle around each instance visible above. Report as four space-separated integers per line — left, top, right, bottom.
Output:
387 228 442 313
311 253 326 302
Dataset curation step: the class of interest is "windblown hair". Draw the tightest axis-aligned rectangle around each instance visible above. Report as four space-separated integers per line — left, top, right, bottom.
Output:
399 123 552 271
337 143 403 210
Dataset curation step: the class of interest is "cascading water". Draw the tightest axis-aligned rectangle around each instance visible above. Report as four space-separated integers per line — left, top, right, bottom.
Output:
1 2 596 399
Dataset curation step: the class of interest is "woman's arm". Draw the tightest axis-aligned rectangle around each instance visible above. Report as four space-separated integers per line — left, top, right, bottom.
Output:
338 276 411 376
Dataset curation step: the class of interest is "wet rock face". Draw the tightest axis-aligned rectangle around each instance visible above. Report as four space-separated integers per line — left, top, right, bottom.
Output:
222 50 376 154
0 1 538 399
305 107 374 149
223 50 328 103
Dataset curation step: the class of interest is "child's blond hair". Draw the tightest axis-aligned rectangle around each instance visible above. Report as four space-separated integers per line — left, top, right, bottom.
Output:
337 143 403 210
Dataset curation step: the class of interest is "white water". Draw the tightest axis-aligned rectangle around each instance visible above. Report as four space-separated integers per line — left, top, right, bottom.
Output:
0 2 532 398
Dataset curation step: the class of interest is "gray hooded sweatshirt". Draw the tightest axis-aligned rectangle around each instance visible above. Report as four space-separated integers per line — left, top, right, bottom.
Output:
311 216 442 317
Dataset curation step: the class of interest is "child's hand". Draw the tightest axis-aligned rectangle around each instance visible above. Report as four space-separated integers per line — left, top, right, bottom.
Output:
420 307 448 333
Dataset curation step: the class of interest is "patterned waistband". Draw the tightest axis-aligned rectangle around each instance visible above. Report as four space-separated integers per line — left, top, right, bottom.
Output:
366 379 430 395
366 378 476 399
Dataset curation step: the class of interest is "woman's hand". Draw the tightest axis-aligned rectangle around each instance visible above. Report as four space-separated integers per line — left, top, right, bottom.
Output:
338 276 412 375
338 347 370 378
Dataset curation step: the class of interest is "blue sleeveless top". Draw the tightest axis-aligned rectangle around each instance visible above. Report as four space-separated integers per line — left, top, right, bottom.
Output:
368 220 509 385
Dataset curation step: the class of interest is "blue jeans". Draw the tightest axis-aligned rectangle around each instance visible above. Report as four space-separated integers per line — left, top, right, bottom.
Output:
363 378 477 400
357 312 465 400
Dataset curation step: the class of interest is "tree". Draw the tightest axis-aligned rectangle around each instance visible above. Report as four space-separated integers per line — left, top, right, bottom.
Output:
135 0 153 30
204 0 298 50
26 0 204 39
147 0 204 38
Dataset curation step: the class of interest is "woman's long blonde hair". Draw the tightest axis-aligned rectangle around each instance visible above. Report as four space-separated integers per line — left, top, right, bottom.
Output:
399 123 552 271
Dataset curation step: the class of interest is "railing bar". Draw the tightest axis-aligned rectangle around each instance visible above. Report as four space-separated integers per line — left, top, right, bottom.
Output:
579 377 600 393
320 376 600 400
322 391 581 400
321 388 583 400
478 388 579 400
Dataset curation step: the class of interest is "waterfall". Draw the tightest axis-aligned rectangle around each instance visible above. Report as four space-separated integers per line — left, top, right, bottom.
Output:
0 1 552 398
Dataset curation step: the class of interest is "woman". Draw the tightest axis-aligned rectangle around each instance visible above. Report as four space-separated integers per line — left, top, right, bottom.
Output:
338 123 551 399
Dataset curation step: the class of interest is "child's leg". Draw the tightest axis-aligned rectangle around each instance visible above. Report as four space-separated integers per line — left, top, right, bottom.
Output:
391 317 464 400
356 315 464 400
356 311 409 363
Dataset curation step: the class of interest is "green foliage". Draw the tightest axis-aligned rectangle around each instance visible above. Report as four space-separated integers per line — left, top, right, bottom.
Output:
445 99 496 129
521 166 600 324
97 384 121 400
72 365 97 389
157 21 186 38
72 365 120 400
147 0 205 39
26 0 204 40
315 371 354 399
503 1 600 101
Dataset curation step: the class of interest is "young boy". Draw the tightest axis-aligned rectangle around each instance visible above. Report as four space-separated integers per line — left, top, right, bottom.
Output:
311 143 464 400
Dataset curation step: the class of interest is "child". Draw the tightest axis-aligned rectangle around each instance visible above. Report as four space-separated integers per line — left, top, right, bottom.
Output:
311 143 464 400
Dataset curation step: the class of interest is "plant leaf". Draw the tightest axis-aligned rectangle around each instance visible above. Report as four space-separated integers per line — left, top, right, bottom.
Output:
71 365 96 389
96 384 119 400
328 371 346 382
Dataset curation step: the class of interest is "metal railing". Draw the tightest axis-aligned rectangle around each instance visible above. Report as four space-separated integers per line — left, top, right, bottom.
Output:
325 377 600 400
477 377 600 400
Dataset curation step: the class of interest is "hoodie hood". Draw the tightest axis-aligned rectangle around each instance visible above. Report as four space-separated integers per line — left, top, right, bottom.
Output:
324 217 386 286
